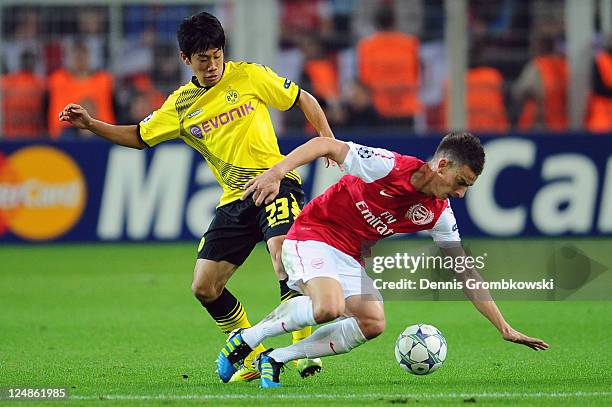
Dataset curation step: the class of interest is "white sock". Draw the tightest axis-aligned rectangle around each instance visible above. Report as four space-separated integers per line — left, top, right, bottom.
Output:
268 317 367 363
242 296 315 348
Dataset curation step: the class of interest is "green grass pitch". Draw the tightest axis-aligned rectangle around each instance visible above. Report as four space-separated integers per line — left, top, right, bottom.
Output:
1 241 611 406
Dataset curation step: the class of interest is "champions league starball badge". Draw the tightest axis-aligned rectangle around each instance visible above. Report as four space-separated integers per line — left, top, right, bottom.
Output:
358 146 374 158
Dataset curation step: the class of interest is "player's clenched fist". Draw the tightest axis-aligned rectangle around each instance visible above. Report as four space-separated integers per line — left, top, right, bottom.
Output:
58 103 92 129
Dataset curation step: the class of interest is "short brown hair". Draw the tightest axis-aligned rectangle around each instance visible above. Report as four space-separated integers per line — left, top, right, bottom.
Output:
434 132 485 175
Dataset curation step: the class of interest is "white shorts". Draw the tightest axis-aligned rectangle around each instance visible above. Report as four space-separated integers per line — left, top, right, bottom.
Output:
282 239 382 300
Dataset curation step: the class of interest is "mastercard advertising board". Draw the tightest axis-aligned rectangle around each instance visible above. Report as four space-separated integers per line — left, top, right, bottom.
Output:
0 145 87 241
1 135 612 243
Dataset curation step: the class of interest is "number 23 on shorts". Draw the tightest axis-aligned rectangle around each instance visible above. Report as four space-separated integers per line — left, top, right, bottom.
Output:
265 193 301 226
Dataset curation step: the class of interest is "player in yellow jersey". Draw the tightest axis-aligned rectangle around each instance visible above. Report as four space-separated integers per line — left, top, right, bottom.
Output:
58 11 333 382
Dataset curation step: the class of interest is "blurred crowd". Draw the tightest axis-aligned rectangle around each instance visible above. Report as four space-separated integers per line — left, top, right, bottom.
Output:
0 4 198 140
1 0 612 140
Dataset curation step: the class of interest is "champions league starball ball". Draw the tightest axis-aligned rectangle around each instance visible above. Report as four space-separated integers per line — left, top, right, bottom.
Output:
394 324 447 375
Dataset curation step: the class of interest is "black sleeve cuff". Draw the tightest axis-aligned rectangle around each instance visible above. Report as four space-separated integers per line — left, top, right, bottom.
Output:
136 124 151 148
285 88 301 111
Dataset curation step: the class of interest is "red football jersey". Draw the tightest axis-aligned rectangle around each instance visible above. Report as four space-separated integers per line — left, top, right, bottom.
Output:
286 142 460 261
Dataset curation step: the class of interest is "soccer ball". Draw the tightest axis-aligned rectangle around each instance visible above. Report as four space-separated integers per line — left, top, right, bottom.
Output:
395 324 447 375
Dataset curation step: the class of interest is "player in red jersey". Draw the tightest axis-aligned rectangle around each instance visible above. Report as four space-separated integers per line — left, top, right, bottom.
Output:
216 132 549 387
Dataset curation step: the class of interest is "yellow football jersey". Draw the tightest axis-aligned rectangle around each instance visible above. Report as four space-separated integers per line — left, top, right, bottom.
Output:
138 61 302 206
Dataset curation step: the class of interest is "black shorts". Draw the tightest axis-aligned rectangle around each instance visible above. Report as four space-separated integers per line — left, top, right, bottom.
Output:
197 179 305 265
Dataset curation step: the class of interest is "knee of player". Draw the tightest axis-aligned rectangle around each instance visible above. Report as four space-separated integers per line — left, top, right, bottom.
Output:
359 315 386 340
191 280 222 303
267 237 284 261
313 301 345 323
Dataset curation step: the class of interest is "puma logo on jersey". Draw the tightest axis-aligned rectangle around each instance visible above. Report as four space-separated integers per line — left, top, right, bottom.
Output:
187 108 203 118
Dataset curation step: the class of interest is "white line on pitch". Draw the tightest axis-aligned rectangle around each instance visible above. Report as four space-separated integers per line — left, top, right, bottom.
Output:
70 391 612 400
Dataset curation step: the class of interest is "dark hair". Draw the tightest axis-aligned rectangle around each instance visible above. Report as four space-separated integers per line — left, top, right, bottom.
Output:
533 35 556 56
374 6 395 30
19 50 36 72
177 12 225 59
434 131 485 175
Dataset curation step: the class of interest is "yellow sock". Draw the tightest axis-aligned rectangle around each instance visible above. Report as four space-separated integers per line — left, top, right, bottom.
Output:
214 301 252 333
292 326 312 344
243 344 267 369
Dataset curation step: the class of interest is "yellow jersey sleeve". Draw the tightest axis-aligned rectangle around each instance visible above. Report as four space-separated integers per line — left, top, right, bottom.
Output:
138 92 180 147
246 64 300 111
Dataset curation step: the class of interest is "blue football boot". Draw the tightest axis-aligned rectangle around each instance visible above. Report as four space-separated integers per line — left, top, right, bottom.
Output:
256 349 284 388
216 329 253 383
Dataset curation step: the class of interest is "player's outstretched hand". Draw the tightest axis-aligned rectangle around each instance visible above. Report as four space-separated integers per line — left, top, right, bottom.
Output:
58 103 92 129
241 168 282 206
502 326 549 351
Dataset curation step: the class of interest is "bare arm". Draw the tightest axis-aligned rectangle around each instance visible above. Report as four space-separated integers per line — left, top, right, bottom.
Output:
59 103 146 149
270 137 348 178
440 245 549 351
296 90 335 139
242 138 349 206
